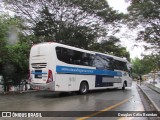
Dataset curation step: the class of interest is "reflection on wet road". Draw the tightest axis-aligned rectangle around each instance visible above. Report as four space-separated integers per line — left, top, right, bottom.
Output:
0 81 148 120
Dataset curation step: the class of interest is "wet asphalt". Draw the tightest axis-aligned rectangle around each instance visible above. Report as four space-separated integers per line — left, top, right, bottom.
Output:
0 81 149 120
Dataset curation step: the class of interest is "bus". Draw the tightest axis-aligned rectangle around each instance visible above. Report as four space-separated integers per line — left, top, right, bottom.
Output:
29 42 132 94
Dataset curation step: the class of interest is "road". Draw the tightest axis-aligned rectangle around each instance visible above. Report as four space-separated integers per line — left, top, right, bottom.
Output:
0 81 149 120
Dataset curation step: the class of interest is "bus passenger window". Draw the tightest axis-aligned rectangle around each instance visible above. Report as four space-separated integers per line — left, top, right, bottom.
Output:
56 46 95 67
92 56 104 69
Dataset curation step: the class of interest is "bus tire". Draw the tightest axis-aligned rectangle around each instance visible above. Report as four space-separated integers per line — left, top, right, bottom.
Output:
122 82 126 90
79 82 89 94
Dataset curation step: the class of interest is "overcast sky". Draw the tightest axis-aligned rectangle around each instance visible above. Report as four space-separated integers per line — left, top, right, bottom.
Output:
107 0 130 13
107 0 145 59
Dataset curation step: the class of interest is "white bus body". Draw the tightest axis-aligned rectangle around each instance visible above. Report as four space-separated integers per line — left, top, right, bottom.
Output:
29 42 132 94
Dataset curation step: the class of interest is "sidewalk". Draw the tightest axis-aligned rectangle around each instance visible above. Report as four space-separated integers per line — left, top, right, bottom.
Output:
138 82 160 111
146 78 160 88
0 90 38 95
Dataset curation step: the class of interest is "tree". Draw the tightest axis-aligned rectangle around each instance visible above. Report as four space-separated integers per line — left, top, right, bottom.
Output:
132 57 147 77
142 54 160 71
0 14 30 84
127 0 160 55
90 36 130 61
33 6 98 49
131 55 159 78
3 0 124 49
0 15 8 74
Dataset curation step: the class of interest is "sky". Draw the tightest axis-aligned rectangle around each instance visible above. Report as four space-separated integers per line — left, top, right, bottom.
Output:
107 0 145 59
107 0 130 13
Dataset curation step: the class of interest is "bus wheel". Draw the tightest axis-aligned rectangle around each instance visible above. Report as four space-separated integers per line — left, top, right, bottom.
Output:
122 82 126 90
79 82 88 94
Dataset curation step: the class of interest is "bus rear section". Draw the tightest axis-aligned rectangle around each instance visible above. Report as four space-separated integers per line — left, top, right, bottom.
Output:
29 43 55 91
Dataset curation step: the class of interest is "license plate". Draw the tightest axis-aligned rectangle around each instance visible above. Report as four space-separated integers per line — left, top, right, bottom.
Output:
35 70 42 78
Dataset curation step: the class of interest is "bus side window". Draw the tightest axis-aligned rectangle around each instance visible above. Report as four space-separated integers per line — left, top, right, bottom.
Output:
56 46 95 67
93 54 114 70
92 55 105 69
114 60 128 72
56 47 72 64
88 54 94 66
56 47 63 61
108 58 114 70
67 49 74 64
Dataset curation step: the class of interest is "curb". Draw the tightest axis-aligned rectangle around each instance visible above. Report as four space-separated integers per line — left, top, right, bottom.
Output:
0 90 38 95
20 90 38 93
146 83 160 94
137 85 160 111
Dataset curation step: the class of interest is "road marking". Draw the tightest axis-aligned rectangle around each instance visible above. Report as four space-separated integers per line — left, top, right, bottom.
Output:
118 117 134 120
76 96 133 120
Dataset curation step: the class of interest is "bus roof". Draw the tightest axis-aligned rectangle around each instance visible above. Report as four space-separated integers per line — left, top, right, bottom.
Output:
33 42 129 63
33 42 94 54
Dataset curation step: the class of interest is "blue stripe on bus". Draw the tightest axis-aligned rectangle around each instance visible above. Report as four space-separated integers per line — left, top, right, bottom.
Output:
56 65 122 77
31 72 47 75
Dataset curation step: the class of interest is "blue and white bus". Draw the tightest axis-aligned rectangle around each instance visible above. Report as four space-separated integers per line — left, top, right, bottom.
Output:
29 42 132 94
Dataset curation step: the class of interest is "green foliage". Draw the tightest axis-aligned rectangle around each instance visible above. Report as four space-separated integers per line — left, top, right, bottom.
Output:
127 0 160 54
30 0 109 47
143 55 160 71
3 0 124 47
33 6 98 49
131 55 160 77
0 14 30 84
0 15 9 64
90 36 130 61
132 58 145 76
69 0 124 22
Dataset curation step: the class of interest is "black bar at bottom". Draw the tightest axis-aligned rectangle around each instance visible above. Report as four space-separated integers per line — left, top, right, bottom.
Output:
0 111 159 117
